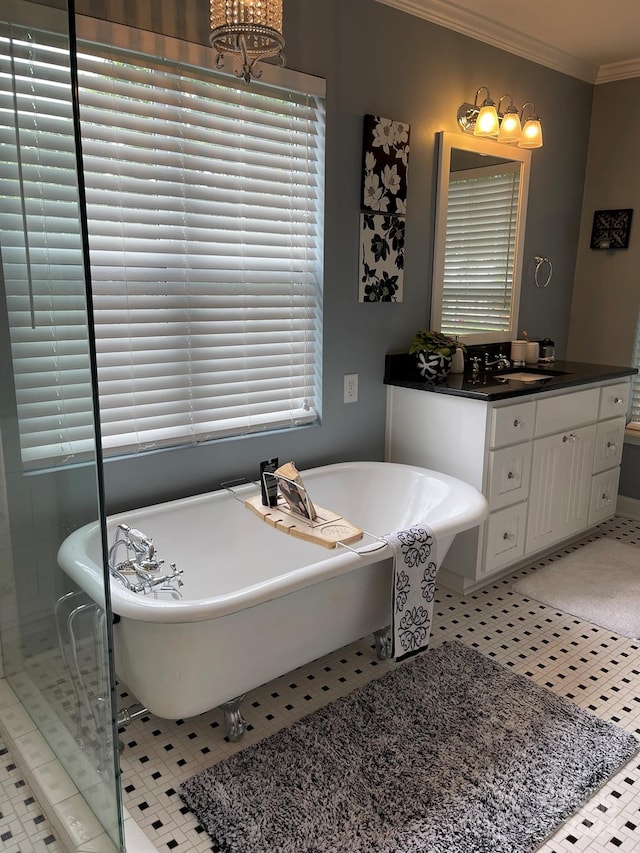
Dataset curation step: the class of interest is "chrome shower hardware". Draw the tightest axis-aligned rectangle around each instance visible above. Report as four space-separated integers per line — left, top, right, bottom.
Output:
108 523 184 596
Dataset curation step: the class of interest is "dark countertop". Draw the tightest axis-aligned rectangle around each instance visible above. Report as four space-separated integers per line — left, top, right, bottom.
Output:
384 353 637 402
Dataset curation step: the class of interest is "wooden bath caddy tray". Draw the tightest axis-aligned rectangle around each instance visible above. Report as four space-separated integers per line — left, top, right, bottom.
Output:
244 495 363 549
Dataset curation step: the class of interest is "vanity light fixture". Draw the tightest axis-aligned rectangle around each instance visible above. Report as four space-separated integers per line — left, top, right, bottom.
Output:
457 87 543 149
209 0 286 84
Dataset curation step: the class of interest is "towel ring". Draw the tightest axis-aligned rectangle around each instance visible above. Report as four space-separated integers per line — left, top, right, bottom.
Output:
534 255 553 288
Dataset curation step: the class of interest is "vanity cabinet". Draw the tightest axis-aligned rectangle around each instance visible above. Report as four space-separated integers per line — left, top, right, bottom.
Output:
385 378 630 593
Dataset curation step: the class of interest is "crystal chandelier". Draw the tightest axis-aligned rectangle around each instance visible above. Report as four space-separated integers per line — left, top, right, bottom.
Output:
209 0 286 84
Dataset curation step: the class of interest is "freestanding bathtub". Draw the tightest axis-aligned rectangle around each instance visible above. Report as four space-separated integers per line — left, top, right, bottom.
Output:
58 461 487 737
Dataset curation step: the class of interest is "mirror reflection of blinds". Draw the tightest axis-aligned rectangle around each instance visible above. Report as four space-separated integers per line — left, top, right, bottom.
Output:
441 165 520 336
0 23 325 466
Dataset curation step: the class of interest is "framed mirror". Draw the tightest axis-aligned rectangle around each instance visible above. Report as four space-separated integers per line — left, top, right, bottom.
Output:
431 131 531 344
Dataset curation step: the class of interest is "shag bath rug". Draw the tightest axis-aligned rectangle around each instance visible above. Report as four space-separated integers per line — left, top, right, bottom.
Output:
179 641 638 853
513 538 640 638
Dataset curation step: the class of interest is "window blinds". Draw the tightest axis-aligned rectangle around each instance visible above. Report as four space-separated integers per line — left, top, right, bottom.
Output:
628 308 640 423
78 49 325 456
0 24 99 467
1 22 325 466
441 164 520 336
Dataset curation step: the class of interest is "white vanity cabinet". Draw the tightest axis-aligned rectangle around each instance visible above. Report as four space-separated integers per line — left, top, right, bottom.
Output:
385 378 630 593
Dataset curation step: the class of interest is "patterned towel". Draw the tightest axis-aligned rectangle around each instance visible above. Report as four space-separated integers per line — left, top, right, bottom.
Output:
384 526 438 662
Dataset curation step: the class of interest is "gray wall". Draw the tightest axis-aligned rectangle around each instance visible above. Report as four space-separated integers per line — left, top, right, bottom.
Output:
71 0 593 512
567 77 640 499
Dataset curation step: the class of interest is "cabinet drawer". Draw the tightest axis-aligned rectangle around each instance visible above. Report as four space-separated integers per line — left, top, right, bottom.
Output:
487 443 532 510
599 382 630 420
593 417 626 474
589 468 620 525
534 387 599 436
490 401 535 447
482 503 527 576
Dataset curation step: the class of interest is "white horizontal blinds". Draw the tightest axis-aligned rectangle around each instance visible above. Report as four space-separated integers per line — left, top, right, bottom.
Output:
441 163 520 336
77 46 324 455
628 308 640 422
0 25 98 467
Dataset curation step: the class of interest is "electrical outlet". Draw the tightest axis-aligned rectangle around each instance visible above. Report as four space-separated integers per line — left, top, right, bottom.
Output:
344 373 358 403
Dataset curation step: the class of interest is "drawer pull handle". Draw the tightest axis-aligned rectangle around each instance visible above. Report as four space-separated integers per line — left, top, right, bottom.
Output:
513 418 522 428
503 532 515 542
614 396 625 405
562 433 577 443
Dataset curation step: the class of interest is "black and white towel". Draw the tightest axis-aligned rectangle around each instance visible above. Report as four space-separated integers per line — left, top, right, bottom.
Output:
384 526 438 662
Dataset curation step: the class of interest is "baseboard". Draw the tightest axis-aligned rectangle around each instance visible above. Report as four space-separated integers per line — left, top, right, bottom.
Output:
616 494 640 521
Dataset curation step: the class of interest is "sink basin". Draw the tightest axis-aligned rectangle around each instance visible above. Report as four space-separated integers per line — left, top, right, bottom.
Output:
503 371 556 382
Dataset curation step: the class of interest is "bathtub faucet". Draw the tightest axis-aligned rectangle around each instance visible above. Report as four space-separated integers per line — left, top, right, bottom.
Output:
108 523 184 596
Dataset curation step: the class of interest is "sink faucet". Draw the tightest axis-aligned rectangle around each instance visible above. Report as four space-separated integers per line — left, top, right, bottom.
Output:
484 352 511 371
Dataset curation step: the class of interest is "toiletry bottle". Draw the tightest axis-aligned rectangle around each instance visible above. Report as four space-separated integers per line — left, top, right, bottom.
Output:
450 338 464 373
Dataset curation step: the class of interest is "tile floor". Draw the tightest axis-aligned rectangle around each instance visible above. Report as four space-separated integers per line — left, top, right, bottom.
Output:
3 515 640 853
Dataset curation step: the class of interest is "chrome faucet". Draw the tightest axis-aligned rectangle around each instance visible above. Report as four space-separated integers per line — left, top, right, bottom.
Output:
108 523 183 596
484 352 511 371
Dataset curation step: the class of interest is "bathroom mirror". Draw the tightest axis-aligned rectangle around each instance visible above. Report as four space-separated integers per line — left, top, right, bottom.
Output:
431 131 531 344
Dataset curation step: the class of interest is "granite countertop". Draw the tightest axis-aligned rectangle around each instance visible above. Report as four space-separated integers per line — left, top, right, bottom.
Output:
384 353 637 402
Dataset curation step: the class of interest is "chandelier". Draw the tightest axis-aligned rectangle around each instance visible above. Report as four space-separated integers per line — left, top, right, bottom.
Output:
209 0 286 84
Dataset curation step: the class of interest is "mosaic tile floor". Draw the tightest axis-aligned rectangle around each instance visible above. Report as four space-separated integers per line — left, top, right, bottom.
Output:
3 515 640 852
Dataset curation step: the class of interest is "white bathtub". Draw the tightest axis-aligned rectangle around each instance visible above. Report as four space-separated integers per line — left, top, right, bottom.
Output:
58 461 486 730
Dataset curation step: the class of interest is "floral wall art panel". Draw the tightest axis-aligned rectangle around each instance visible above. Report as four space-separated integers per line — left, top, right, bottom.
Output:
361 114 410 214
359 213 405 302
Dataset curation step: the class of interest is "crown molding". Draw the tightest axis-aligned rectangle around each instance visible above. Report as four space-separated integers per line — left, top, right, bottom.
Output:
596 57 640 84
375 0 598 83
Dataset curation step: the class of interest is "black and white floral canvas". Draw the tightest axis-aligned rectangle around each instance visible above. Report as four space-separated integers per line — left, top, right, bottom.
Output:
359 213 405 302
361 114 410 214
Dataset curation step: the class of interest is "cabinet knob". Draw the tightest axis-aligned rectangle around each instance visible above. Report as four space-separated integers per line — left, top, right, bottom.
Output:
502 531 515 542
562 433 577 443
606 440 617 450
601 492 610 503
506 471 520 482
614 396 625 405
513 418 522 428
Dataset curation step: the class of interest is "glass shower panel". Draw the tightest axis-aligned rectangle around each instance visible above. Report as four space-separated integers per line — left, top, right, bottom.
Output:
0 1 122 849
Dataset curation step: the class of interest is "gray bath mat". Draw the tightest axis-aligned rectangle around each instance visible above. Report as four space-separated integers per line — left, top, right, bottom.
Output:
513 538 640 638
179 641 637 853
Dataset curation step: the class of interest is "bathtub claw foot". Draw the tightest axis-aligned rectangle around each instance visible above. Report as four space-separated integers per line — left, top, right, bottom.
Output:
373 627 392 660
220 695 247 742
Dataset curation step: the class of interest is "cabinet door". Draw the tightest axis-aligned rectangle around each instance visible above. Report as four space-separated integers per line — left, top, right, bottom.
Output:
592 417 626 474
589 468 621 525
483 503 527 576
526 424 596 555
487 443 532 510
